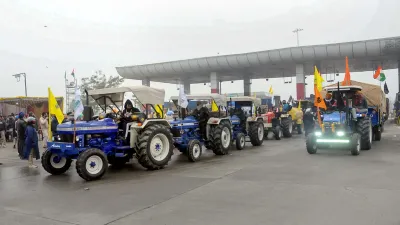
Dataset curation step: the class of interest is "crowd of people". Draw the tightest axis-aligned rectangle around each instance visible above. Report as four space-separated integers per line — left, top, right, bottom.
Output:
0 112 53 167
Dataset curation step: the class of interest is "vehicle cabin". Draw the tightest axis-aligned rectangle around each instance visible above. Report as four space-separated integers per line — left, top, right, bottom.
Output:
170 94 228 118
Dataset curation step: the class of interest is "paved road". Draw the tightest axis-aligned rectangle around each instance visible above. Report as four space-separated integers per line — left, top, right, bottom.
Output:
1 125 400 225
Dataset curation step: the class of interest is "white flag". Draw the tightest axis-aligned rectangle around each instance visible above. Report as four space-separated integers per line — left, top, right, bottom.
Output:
178 85 188 108
74 88 84 120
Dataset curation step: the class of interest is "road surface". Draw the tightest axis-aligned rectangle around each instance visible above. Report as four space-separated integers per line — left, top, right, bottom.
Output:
0 124 399 225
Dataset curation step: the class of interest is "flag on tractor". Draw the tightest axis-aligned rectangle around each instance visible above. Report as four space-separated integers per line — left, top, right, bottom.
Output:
211 100 219 112
48 88 65 140
71 69 75 79
341 56 351 86
268 85 273 95
314 66 324 91
178 85 188 108
373 66 382 79
314 85 326 110
384 82 389 94
155 104 164 118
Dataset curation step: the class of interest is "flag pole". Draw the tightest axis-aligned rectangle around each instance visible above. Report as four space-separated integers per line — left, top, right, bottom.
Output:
48 88 52 142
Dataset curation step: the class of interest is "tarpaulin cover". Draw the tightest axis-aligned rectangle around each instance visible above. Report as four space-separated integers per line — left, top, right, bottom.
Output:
321 80 386 113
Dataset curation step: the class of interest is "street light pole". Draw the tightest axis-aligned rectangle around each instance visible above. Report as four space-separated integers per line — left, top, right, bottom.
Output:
292 28 304 47
12 73 27 96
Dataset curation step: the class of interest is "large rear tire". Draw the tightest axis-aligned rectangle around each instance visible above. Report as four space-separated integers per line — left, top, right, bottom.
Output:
274 126 282 140
210 122 231 155
281 117 293 138
373 126 382 141
249 122 264 146
137 124 174 170
357 118 372 150
76 148 108 181
42 150 72 175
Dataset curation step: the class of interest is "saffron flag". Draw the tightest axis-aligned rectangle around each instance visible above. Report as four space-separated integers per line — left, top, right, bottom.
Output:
341 56 351 86
314 85 327 110
314 66 324 91
373 66 382 79
268 85 273 95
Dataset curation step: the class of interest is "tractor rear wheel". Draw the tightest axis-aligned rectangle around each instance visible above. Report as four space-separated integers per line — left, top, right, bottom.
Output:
281 117 293 138
137 124 174 170
42 150 72 175
76 148 108 181
210 123 231 155
249 122 264 146
357 118 372 150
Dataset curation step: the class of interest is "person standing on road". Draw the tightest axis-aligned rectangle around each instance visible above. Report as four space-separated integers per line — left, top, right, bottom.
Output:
14 115 19 149
17 112 27 159
23 117 40 168
0 116 7 148
40 112 49 148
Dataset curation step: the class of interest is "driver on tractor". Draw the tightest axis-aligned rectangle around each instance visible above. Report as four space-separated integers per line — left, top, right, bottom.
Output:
325 93 337 109
191 101 209 139
282 100 291 112
120 100 141 138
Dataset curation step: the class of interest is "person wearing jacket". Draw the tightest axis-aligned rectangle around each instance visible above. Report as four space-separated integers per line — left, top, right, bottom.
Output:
40 112 49 148
23 117 40 168
17 112 27 159
0 116 7 148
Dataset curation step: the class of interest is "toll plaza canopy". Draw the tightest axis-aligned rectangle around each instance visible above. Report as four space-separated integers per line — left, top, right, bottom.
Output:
116 36 400 84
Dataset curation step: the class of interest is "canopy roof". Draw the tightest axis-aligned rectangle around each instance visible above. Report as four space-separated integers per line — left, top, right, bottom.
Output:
324 85 363 92
87 86 165 105
228 96 261 106
170 94 227 106
116 36 400 84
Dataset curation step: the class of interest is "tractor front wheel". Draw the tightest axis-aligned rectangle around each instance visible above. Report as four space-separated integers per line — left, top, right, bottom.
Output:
350 133 361 156
306 135 317 154
42 150 72 175
235 133 245 150
187 140 202 162
357 118 372 150
281 117 293 138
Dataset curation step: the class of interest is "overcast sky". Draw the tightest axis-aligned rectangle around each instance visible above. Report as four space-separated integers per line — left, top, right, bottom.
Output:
0 0 399 105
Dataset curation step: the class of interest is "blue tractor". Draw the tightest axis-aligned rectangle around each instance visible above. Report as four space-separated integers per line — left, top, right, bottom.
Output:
306 85 373 156
42 86 174 181
227 96 264 150
169 94 232 162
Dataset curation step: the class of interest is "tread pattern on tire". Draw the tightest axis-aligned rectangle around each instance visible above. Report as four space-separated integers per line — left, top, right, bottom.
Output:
41 150 72 175
187 139 202 162
249 122 264 146
356 118 371 150
210 123 231 155
350 133 360 156
306 135 317 154
76 148 108 181
235 133 245 150
137 124 174 170
281 117 292 138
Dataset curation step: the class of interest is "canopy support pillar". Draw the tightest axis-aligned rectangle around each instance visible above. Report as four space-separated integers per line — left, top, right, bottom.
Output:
210 72 220 94
296 64 305 100
243 77 251 96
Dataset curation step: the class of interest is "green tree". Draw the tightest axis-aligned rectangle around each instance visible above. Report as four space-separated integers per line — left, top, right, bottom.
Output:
79 70 124 114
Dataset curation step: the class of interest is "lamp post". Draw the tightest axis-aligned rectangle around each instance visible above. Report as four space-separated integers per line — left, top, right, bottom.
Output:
292 28 304 47
12 73 27 96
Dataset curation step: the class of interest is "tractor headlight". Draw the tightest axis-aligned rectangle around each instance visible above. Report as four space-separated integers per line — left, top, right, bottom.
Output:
76 136 80 142
336 131 345 137
315 131 322 136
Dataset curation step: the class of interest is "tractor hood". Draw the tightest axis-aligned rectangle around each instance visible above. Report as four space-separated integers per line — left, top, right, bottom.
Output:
322 111 346 123
57 118 118 134
169 116 199 128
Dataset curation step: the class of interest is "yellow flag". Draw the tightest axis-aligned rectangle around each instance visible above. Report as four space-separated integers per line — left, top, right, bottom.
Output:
48 88 64 124
314 66 324 92
155 104 164 118
211 100 218 112
298 100 302 109
268 85 273 95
